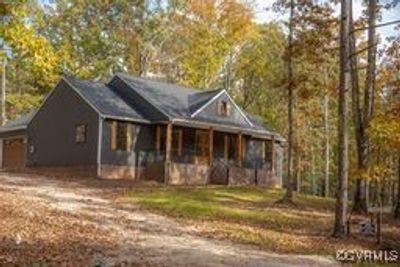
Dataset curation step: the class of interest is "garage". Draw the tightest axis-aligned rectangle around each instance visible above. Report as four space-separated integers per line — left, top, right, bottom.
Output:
2 138 26 170
0 112 33 171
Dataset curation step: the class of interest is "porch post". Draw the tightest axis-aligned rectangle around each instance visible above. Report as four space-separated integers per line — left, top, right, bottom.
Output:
242 136 246 165
271 135 276 176
237 133 242 167
224 135 229 162
208 127 213 166
165 123 172 184
156 125 161 152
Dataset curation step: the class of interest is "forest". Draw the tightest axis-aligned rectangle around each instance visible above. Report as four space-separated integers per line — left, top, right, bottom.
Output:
0 0 400 250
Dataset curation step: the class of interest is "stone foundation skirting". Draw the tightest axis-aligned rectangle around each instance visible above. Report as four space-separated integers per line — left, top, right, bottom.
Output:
168 163 210 185
18 163 281 188
228 166 256 186
100 165 145 180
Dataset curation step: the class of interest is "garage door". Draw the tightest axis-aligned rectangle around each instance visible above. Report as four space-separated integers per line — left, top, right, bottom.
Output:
3 138 26 170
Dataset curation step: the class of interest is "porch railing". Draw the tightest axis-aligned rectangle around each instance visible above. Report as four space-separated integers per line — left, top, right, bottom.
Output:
136 149 271 170
137 150 165 166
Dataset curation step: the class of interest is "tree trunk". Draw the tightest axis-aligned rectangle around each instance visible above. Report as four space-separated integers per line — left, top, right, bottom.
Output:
394 156 400 219
324 88 330 197
1 56 5 126
349 1 367 214
137 0 147 77
311 144 316 195
296 155 301 192
282 0 295 203
333 0 350 238
350 0 377 214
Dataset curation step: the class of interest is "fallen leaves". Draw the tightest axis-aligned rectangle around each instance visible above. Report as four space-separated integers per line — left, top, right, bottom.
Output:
0 190 119 266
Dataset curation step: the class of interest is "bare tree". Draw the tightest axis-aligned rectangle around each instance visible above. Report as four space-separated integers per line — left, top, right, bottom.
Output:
333 0 350 238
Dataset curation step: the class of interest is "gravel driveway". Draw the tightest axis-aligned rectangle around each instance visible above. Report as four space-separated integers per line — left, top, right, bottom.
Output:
0 172 338 266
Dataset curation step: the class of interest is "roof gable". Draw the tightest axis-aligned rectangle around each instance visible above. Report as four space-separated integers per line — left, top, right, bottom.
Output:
188 89 223 114
190 90 253 127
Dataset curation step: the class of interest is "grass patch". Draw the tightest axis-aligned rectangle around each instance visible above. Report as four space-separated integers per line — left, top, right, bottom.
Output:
124 186 398 257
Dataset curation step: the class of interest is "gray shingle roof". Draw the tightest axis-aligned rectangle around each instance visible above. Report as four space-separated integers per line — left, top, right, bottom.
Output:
1 74 281 139
116 73 198 118
114 73 279 136
0 111 35 133
63 75 148 122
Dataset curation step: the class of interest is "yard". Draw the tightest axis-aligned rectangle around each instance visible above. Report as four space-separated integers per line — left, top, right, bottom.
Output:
124 186 400 257
1 172 399 266
0 173 339 267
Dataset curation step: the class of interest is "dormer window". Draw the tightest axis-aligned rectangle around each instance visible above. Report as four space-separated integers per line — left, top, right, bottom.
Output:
217 101 230 117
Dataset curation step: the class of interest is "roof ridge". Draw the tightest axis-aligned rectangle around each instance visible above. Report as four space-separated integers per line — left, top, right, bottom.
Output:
116 72 202 93
62 74 106 86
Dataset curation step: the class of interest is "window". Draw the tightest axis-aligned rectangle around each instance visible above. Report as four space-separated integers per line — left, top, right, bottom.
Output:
111 121 133 151
217 101 230 116
75 124 87 143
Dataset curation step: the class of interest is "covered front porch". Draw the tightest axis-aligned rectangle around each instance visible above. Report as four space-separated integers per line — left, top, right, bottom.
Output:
140 123 282 187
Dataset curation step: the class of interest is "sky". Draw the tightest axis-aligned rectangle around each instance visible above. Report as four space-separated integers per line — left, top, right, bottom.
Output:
254 0 400 41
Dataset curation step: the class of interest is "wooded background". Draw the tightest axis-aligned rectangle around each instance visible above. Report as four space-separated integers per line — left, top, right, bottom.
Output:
0 0 399 232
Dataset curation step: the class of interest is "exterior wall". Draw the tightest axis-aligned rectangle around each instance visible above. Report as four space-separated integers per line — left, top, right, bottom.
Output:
27 80 99 167
100 120 155 167
194 92 250 127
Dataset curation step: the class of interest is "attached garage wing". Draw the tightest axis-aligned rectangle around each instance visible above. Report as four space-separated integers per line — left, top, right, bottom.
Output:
2 138 27 170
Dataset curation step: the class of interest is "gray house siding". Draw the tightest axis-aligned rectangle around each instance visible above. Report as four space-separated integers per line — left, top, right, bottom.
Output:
27 80 99 166
194 92 251 127
100 119 156 166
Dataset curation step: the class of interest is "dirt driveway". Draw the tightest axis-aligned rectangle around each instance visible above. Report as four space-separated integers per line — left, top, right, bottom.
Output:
0 173 338 266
